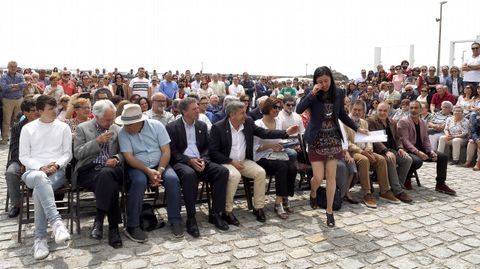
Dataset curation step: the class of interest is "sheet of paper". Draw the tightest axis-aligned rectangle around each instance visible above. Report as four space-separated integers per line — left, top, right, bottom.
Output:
354 130 388 143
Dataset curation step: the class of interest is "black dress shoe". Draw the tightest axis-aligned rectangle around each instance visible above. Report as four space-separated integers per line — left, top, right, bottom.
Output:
90 220 103 240
186 217 200 238
208 212 229 231
108 226 123 248
222 211 240 226
252 208 266 223
8 206 20 218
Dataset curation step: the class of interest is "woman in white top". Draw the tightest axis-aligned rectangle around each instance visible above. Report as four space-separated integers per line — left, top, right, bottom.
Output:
198 81 214 97
456 85 475 116
227 76 245 97
416 85 429 105
437 106 470 165
43 74 64 102
253 97 297 219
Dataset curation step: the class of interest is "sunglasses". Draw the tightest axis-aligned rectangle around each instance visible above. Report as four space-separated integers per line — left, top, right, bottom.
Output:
274 106 282 110
472 47 480 50
285 103 295 107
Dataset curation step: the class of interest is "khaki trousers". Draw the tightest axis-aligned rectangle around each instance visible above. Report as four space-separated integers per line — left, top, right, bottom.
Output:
223 160 266 212
2 98 23 140
353 152 390 194
438 136 467 161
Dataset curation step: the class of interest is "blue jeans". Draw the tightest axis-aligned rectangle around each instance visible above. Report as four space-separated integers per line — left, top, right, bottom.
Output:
127 166 181 227
22 169 65 239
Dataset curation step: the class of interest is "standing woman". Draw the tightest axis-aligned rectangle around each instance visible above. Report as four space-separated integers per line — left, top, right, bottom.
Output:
296 66 367 227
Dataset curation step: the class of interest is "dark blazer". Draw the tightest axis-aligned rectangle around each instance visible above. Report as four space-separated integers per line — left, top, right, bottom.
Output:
296 89 358 145
166 118 209 165
367 115 404 154
248 107 263 121
254 83 271 99
212 110 226 124
446 76 464 95
209 117 288 164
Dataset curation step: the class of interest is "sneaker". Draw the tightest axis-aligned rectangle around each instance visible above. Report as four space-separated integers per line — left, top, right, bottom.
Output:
171 223 184 238
125 226 148 243
380 190 401 204
52 220 70 244
395 192 413 203
363 193 377 208
33 238 49 260
435 184 456 196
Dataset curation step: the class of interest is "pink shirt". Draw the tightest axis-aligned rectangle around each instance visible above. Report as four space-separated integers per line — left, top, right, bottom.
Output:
392 74 405 92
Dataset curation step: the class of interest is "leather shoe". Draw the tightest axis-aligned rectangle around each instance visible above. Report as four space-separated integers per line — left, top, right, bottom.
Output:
209 212 229 231
8 206 20 218
90 220 103 240
186 217 200 238
252 208 266 223
222 211 240 226
108 226 123 248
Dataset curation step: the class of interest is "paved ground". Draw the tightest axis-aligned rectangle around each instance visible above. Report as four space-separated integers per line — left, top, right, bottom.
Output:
0 143 479 269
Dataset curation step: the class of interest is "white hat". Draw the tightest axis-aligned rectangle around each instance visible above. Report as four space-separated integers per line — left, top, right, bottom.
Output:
297 89 305 95
115 104 148 125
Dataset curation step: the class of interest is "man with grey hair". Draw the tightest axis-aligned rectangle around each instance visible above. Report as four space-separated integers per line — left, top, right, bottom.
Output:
74 100 124 248
0 61 25 144
248 95 268 120
211 95 238 123
146 92 174 126
209 101 298 225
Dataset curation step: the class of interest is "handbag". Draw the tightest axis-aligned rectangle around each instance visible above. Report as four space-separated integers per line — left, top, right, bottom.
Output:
316 186 343 211
139 203 165 231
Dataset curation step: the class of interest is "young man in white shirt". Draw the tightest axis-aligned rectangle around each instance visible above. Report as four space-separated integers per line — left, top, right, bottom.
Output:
278 95 305 134
19 95 72 260
128 67 151 99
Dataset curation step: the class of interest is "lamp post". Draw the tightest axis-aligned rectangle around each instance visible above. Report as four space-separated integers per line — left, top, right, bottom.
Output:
436 1 447 76
305 63 308 77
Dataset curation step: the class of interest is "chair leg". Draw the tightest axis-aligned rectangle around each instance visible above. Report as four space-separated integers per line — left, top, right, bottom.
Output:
206 182 212 212
266 175 273 195
76 189 81 234
414 171 421 187
5 192 9 212
17 185 26 243
242 177 253 210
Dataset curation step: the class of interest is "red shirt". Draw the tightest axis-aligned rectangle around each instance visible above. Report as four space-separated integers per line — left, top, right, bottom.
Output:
431 92 456 110
58 79 77 96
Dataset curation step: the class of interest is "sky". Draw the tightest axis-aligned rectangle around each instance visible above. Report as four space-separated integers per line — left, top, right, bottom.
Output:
1 0 479 80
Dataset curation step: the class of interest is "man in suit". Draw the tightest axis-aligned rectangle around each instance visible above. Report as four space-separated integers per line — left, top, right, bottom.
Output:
74 100 124 248
367 102 413 203
254 76 271 100
209 101 298 225
166 98 230 238
397 100 456 195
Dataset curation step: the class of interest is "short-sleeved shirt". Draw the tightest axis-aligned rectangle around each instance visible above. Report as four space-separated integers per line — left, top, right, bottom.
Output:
464 55 480 82
383 90 401 102
119 119 171 168
129 77 150 98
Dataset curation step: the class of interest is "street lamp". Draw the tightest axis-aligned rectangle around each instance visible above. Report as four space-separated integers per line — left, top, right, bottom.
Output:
305 63 308 77
436 1 447 76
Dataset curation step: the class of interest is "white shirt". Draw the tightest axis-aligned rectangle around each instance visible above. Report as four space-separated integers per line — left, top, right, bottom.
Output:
228 84 245 97
253 118 282 161
191 80 201 91
229 120 246 161
19 119 72 170
129 77 150 97
452 78 459 96
208 81 226 96
339 120 348 150
464 54 480 82
277 110 305 135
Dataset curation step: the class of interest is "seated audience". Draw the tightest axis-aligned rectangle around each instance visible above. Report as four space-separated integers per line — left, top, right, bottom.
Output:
437 106 469 165
430 85 456 113
428 101 453 151
146 93 174 126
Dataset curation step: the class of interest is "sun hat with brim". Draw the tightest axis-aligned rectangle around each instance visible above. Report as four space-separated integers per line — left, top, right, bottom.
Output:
115 104 148 125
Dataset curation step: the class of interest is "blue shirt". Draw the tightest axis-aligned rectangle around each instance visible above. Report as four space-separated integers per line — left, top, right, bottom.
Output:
1 73 26 99
119 119 171 168
160 80 178 100
182 119 200 158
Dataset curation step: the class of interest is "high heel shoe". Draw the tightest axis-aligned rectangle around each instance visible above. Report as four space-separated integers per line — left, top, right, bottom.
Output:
310 195 318 209
326 212 335 228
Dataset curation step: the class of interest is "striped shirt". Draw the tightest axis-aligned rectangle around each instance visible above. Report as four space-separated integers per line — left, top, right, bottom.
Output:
129 77 150 97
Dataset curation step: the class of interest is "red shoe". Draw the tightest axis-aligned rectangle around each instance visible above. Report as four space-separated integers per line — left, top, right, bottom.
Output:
435 184 456 196
403 178 412 190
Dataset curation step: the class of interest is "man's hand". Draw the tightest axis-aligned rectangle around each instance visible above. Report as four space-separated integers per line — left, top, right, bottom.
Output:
231 160 245 170
269 143 283 152
286 125 299 136
40 162 58 175
147 168 162 187
105 158 119 167
357 128 369 135
385 151 396 163
445 134 453 141
344 151 354 164
362 150 376 164
417 150 429 161
96 131 113 144
189 158 205 172
430 151 438 161
398 148 407 158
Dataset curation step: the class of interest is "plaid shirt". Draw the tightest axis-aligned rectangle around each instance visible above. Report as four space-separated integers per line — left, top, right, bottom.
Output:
94 122 110 165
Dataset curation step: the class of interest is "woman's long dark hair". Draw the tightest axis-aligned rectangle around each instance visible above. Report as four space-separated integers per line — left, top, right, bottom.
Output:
313 66 336 102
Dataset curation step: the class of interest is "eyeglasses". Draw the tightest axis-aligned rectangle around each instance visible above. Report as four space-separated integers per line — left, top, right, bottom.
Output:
199 102 209 105
472 47 480 50
421 69 427 71
421 90 428 93
274 106 282 110
285 103 295 107
63 74 70 76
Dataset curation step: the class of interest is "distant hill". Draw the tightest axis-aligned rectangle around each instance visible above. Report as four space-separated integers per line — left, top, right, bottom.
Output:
302 70 349 83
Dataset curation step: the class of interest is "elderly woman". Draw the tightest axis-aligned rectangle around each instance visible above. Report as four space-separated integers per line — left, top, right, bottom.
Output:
428 101 453 151
457 85 476 118
416 85 429 105
391 99 410 122
23 74 42 98
437 106 470 165
43 74 64 102
65 98 92 137
254 97 297 219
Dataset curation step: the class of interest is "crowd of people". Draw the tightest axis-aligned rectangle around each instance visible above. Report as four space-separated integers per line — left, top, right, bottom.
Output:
1 42 479 260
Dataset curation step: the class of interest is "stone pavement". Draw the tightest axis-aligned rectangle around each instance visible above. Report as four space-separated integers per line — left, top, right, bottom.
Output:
0 143 479 269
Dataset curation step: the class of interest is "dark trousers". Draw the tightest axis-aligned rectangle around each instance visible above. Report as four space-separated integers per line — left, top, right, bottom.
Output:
172 161 229 216
256 158 296 197
77 164 124 225
408 151 448 184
